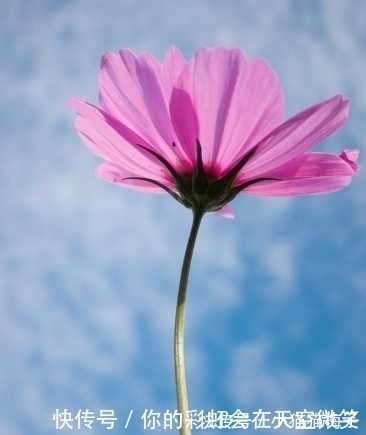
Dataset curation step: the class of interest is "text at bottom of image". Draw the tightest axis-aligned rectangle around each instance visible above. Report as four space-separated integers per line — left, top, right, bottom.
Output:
53 408 359 430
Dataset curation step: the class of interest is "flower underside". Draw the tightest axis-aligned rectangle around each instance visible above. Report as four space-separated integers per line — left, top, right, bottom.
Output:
124 140 279 214
68 47 360 218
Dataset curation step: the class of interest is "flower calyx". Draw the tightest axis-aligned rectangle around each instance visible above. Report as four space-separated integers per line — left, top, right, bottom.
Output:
124 141 279 215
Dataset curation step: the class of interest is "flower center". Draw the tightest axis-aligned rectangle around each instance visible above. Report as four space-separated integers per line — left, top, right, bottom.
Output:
126 141 279 215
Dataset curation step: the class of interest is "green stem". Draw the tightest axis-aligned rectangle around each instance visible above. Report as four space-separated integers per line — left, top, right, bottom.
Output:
174 207 205 435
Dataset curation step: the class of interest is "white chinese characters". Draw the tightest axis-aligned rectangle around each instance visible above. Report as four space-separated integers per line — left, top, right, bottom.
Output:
141 409 358 430
53 409 117 430
53 408 358 430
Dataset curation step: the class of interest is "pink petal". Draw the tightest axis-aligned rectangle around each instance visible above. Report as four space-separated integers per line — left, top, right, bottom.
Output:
99 47 190 164
243 176 354 196
96 162 173 193
243 151 358 180
169 87 199 166
170 47 284 170
339 149 360 173
216 205 235 219
241 150 359 196
67 96 169 181
244 95 349 178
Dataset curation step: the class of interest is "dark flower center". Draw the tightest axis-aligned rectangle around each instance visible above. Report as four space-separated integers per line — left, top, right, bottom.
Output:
124 141 279 215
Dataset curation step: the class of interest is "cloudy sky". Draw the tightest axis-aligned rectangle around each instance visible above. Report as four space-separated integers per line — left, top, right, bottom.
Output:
1 1 365 434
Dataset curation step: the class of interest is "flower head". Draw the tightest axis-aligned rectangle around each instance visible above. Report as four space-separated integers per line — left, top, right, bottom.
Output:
68 47 359 217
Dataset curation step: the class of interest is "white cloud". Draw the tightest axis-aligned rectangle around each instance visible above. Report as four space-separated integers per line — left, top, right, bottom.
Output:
226 337 314 409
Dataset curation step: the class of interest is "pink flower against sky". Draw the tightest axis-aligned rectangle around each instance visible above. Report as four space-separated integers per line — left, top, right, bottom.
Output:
68 47 359 217
68 47 360 435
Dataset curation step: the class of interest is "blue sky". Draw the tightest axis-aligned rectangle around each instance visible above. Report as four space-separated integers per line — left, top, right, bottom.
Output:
1 1 365 434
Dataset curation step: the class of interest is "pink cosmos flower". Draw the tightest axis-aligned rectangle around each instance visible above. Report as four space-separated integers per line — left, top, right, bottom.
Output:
68 47 359 217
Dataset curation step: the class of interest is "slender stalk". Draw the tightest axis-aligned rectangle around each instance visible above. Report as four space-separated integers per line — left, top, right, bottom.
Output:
174 207 205 435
